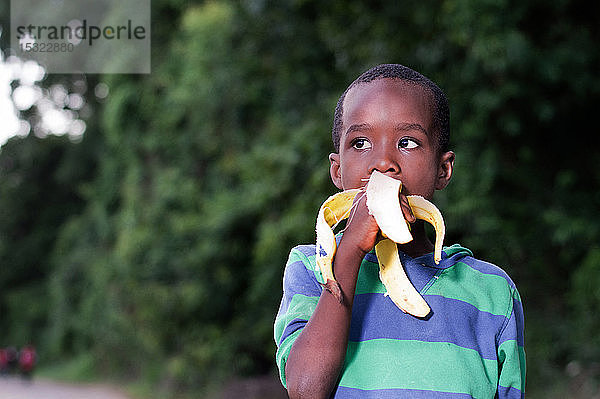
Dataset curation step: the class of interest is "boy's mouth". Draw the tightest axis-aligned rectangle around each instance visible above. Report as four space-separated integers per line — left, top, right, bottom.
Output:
361 175 406 193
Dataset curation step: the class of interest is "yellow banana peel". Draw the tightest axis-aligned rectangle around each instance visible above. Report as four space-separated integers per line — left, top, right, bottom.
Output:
375 239 430 317
315 188 361 285
315 171 445 317
406 195 445 264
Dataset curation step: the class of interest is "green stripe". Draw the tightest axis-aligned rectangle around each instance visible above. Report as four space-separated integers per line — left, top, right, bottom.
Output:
355 258 387 295
274 293 319 388
288 248 310 265
424 262 514 316
355 246 468 295
287 293 319 316
512 285 523 304
498 340 526 391
289 246 325 284
275 329 301 387
274 294 318 339
340 339 497 398
274 294 316 337
289 248 317 270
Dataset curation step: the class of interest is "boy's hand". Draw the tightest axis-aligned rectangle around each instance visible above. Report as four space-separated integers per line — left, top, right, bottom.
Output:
338 190 378 255
400 191 416 224
339 189 416 255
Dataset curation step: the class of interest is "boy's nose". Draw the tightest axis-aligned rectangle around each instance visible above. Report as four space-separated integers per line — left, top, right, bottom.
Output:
369 149 400 175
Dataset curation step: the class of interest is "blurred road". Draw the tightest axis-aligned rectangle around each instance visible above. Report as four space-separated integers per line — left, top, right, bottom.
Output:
0 376 131 399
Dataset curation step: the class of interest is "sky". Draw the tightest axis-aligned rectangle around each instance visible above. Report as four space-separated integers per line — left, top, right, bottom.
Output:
0 50 87 147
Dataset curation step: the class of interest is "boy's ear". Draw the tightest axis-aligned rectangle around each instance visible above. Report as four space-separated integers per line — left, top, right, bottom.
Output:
329 153 343 190
435 151 455 190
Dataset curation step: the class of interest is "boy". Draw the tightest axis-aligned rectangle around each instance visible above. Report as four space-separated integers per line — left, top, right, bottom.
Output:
274 64 525 398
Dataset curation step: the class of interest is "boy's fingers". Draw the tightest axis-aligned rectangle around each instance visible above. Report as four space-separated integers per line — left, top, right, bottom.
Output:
375 230 385 245
399 194 416 223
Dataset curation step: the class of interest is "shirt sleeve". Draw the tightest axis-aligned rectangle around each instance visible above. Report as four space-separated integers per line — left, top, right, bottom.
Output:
273 245 324 388
496 284 526 398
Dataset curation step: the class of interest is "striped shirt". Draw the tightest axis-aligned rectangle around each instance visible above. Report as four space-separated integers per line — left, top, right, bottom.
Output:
274 243 525 398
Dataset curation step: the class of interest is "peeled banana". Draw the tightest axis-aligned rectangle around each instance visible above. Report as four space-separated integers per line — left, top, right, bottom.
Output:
315 171 445 317
365 170 413 244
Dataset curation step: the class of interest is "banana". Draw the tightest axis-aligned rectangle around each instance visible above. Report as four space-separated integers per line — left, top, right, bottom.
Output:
375 239 430 317
366 170 413 244
315 171 445 316
315 188 361 300
406 195 445 264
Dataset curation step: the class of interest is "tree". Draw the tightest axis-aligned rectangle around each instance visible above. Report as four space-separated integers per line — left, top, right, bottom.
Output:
2 0 599 396
0 134 95 346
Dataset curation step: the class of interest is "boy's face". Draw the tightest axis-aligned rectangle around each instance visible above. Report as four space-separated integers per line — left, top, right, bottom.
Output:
329 78 454 200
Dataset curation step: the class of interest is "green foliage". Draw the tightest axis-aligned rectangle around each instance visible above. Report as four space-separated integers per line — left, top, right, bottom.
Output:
570 248 600 361
1 0 599 397
0 135 94 346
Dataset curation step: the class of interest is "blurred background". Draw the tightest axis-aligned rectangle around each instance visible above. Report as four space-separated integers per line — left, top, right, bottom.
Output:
0 0 599 398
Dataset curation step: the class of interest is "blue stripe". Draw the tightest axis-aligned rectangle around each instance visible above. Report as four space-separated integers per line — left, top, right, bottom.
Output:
364 252 378 263
283 259 322 296
460 256 518 290
497 385 524 399
498 295 525 347
278 259 322 316
397 251 440 291
334 386 475 398
349 294 505 360
278 317 307 346
294 244 318 259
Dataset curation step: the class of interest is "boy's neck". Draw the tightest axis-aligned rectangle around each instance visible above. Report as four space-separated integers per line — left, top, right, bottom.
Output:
396 220 434 259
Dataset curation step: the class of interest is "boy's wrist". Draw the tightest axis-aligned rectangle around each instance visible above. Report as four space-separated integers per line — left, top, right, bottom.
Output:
335 237 370 268
338 229 376 257
327 239 365 307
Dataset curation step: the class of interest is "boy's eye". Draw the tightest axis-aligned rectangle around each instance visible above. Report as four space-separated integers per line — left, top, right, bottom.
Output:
398 138 419 149
352 138 372 150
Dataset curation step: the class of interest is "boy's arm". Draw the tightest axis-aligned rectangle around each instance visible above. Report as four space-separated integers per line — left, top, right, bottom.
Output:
497 286 526 398
284 238 365 398
284 192 382 399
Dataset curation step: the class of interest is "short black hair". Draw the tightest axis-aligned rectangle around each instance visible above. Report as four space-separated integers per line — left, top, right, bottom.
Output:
332 63 450 153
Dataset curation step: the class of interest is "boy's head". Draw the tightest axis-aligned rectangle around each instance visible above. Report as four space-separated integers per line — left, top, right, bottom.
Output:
332 64 450 154
328 63 454 198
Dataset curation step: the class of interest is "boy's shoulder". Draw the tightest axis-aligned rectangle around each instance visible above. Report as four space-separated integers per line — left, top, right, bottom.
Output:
444 244 519 291
284 243 323 282
288 243 317 260
429 245 523 327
